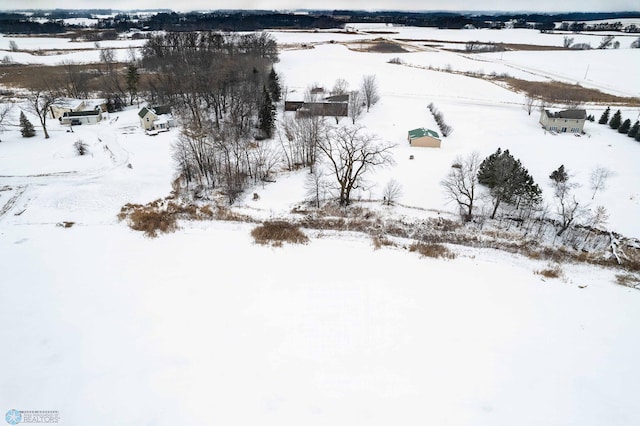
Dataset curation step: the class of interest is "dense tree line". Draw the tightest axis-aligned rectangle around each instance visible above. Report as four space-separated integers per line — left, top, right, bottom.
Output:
4 10 639 35
142 32 281 202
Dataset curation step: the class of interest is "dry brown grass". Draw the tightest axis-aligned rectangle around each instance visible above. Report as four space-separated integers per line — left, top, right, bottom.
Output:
372 234 396 250
409 242 456 259
118 199 218 237
535 263 564 279
615 273 640 289
346 39 409 53
496 77 640 105
0 62 155 93
251 221 310 247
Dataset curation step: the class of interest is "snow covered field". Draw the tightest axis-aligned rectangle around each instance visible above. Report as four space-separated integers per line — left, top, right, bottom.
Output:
1 26 640 425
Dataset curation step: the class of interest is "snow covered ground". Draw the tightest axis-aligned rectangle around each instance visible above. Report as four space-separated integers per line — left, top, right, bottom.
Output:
1 26 640 425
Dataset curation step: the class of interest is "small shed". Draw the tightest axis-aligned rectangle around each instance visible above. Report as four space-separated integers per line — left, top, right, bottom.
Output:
408 128 441 148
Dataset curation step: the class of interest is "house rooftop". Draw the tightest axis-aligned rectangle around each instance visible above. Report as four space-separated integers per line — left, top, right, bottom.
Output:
138 106 152 118
408 127 440 140
139 105 172 118
325 94 349 103
544 109 587 119
63 110 100 117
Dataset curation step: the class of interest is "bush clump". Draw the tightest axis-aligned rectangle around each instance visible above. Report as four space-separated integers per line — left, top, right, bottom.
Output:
372 234 396 250
251 221 309 247
409 242 456 259
535 263 564 279
118 199 215 237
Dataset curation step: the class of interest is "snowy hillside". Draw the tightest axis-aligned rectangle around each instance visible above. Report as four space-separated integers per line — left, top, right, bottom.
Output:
1 26 640 426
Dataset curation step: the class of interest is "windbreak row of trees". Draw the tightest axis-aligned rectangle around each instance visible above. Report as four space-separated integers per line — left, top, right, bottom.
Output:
140 32 281 203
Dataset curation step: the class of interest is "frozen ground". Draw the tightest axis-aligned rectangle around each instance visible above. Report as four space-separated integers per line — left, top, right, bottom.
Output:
1 26 640 425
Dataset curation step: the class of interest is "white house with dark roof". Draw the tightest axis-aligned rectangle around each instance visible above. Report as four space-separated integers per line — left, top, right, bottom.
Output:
540 109 587 133
138 105 174 132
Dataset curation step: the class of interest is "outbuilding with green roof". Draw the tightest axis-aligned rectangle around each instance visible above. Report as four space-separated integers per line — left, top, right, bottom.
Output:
408 127 441 148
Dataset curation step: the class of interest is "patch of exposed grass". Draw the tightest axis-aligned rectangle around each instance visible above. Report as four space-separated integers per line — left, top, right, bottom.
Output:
496 76 640 106
409 242 456 259
118 199 217 237
535 263 564 279
372 234 396 250
251 221 310 247
615 273 640 289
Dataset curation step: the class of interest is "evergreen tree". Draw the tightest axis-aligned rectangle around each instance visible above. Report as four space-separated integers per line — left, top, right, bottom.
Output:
598 106 610 124
628 120 639 138
258 85 275 138
477 148 541 219
19 111 35 137
609 109 622 129
618 118 631 134
267 67 281 102
126 63 140 106
636 128 640 142
549 164 568 183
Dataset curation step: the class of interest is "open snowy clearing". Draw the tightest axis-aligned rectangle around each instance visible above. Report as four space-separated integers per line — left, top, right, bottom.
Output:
1 26 640 425
1 220 639 426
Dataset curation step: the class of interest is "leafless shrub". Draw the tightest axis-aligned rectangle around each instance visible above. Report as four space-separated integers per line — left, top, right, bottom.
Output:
388 57 404 64
409 242 456 259
535 263 564 279
615 273 640 289
118 199 219 237
251 221 310 246
74 139 88 156
372 234 396 250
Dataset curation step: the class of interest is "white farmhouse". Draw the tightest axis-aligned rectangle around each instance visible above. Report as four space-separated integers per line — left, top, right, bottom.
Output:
540 109 587 133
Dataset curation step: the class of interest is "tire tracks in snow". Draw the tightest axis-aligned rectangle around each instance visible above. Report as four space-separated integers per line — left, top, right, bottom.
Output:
0 185 27 220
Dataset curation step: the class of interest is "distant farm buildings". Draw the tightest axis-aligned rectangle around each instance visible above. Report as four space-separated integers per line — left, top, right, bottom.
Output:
285 91 352 118
540 109 587 133
408 127 441 148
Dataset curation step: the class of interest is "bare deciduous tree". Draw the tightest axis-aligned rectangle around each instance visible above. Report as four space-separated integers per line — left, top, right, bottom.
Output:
598 35 615 49
524 95 536 116
563 36 574 48
589 166 613 200
279 114 327 172
25 87 61 139
382 179 402 206
305 168 331 208
318 124 394 206
441 152 481 222
0 103 14 142
332 78 349 95
348 90 363 124
360 74 380 112
549 165 582 236
61 60 90 99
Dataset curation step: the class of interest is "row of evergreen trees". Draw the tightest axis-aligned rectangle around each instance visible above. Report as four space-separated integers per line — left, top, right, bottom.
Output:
598 106 640 141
